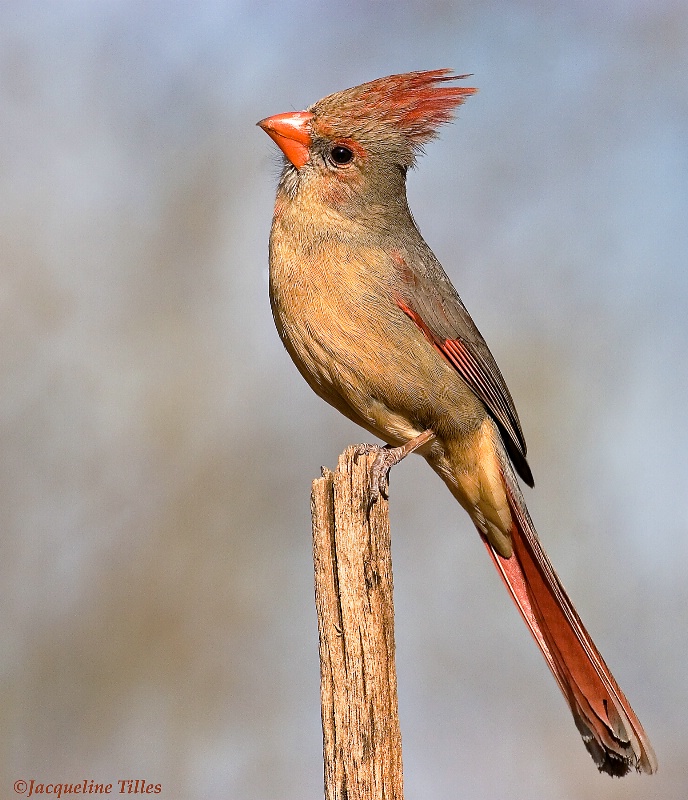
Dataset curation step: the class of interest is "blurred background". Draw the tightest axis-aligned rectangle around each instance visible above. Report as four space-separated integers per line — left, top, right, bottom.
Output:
2 1 687 798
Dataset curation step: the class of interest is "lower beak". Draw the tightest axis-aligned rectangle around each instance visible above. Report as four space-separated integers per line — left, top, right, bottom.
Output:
257 111 314 169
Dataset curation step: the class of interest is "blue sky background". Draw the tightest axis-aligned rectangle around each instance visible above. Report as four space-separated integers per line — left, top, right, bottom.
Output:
3 2 687 798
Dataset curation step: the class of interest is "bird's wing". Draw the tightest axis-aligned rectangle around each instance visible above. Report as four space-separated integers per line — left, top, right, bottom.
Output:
392 248 533 486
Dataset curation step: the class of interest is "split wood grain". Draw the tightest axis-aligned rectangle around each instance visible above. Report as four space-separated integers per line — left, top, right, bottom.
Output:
311 446 404 800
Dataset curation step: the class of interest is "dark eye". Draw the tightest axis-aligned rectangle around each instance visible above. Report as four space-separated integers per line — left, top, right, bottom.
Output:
329 145 354 166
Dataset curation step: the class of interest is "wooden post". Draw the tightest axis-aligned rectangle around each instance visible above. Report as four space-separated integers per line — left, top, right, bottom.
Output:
311 446 404 800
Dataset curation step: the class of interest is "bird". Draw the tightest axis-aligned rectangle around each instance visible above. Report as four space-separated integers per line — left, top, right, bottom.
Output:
257 69 656 776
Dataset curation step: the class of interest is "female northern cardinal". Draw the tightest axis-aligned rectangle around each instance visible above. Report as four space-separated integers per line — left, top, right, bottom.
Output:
258 70 656 776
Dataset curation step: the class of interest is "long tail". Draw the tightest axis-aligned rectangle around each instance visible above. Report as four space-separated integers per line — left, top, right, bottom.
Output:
484 458 657 776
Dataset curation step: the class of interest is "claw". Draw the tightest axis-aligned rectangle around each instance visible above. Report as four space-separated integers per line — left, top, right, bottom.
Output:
352 443 389 509
369 447 393 503
352 429 435 512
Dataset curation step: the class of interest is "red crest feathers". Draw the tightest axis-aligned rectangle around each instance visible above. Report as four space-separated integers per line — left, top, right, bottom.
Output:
310 70 476 153
354 70 476 142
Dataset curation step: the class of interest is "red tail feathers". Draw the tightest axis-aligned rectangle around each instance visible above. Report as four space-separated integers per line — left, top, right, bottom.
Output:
484 463 657 776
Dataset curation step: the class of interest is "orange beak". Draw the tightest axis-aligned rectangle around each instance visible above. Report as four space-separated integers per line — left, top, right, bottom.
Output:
257 110 314 169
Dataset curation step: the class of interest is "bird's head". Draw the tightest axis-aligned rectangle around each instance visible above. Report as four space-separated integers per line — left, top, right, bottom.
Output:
258 70 476 217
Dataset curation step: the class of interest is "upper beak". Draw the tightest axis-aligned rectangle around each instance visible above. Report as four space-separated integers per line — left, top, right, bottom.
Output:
257 110 314 169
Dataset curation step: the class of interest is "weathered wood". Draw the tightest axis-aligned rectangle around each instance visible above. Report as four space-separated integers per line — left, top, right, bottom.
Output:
311 446 404 800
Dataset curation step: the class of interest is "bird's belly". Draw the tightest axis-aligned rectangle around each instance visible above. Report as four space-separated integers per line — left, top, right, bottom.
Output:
272 272 484 447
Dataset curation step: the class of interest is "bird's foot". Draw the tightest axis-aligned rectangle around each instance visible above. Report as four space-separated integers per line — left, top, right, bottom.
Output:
352 443 394 504
353 429 435 508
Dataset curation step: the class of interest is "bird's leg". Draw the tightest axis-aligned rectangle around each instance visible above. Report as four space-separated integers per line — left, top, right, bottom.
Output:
354 429 435 505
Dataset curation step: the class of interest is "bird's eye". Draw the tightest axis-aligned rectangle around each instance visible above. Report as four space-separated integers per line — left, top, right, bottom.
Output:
329 145 354 166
